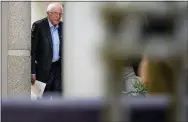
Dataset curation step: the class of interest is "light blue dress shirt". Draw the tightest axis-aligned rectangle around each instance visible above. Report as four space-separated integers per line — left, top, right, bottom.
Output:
48 19 60 62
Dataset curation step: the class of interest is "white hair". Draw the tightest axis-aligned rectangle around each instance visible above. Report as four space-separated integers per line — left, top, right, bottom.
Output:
46 3 63 12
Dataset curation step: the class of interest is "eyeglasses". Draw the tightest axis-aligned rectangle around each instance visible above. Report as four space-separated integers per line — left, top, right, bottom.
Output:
50 12 63 16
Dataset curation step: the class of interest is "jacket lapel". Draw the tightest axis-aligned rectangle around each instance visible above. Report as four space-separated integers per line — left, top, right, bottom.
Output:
44 18 63 58
44 18 53 51
58 22 63 58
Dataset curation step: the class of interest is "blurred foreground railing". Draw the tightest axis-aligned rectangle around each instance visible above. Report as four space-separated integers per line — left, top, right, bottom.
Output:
1 95 174 122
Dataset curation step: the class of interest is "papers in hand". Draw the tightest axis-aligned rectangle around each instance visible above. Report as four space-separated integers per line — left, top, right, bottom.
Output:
31 80 46 100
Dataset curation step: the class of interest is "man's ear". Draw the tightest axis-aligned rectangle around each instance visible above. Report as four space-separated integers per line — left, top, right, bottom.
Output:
46 12 49 15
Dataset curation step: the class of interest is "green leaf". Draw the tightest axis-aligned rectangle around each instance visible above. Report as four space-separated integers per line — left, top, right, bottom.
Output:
122 76 148 96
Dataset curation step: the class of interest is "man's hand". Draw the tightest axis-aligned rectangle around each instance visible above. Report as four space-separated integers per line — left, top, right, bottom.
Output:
31 74 36 85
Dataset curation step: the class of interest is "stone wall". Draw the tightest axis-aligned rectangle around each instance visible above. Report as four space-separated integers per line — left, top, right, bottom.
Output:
1 2 31 98
0 2 2 98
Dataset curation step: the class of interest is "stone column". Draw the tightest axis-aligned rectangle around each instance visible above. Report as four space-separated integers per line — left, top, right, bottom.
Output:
1 2 31 98
0 2 2 98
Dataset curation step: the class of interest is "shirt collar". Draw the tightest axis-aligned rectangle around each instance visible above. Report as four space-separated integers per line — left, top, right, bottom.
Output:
48 18 59 29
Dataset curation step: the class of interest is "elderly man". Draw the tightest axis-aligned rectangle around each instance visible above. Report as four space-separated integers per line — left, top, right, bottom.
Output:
31 3 63 98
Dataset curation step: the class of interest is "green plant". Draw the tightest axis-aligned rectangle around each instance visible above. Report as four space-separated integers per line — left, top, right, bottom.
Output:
123 77 148 96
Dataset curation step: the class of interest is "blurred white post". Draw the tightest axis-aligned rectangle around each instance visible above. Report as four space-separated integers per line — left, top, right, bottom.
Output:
64 2 106 97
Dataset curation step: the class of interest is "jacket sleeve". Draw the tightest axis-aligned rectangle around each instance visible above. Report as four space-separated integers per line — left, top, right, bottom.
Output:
31 22 39 74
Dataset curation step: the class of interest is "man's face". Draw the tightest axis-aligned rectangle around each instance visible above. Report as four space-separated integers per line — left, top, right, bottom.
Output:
48 5 63 25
